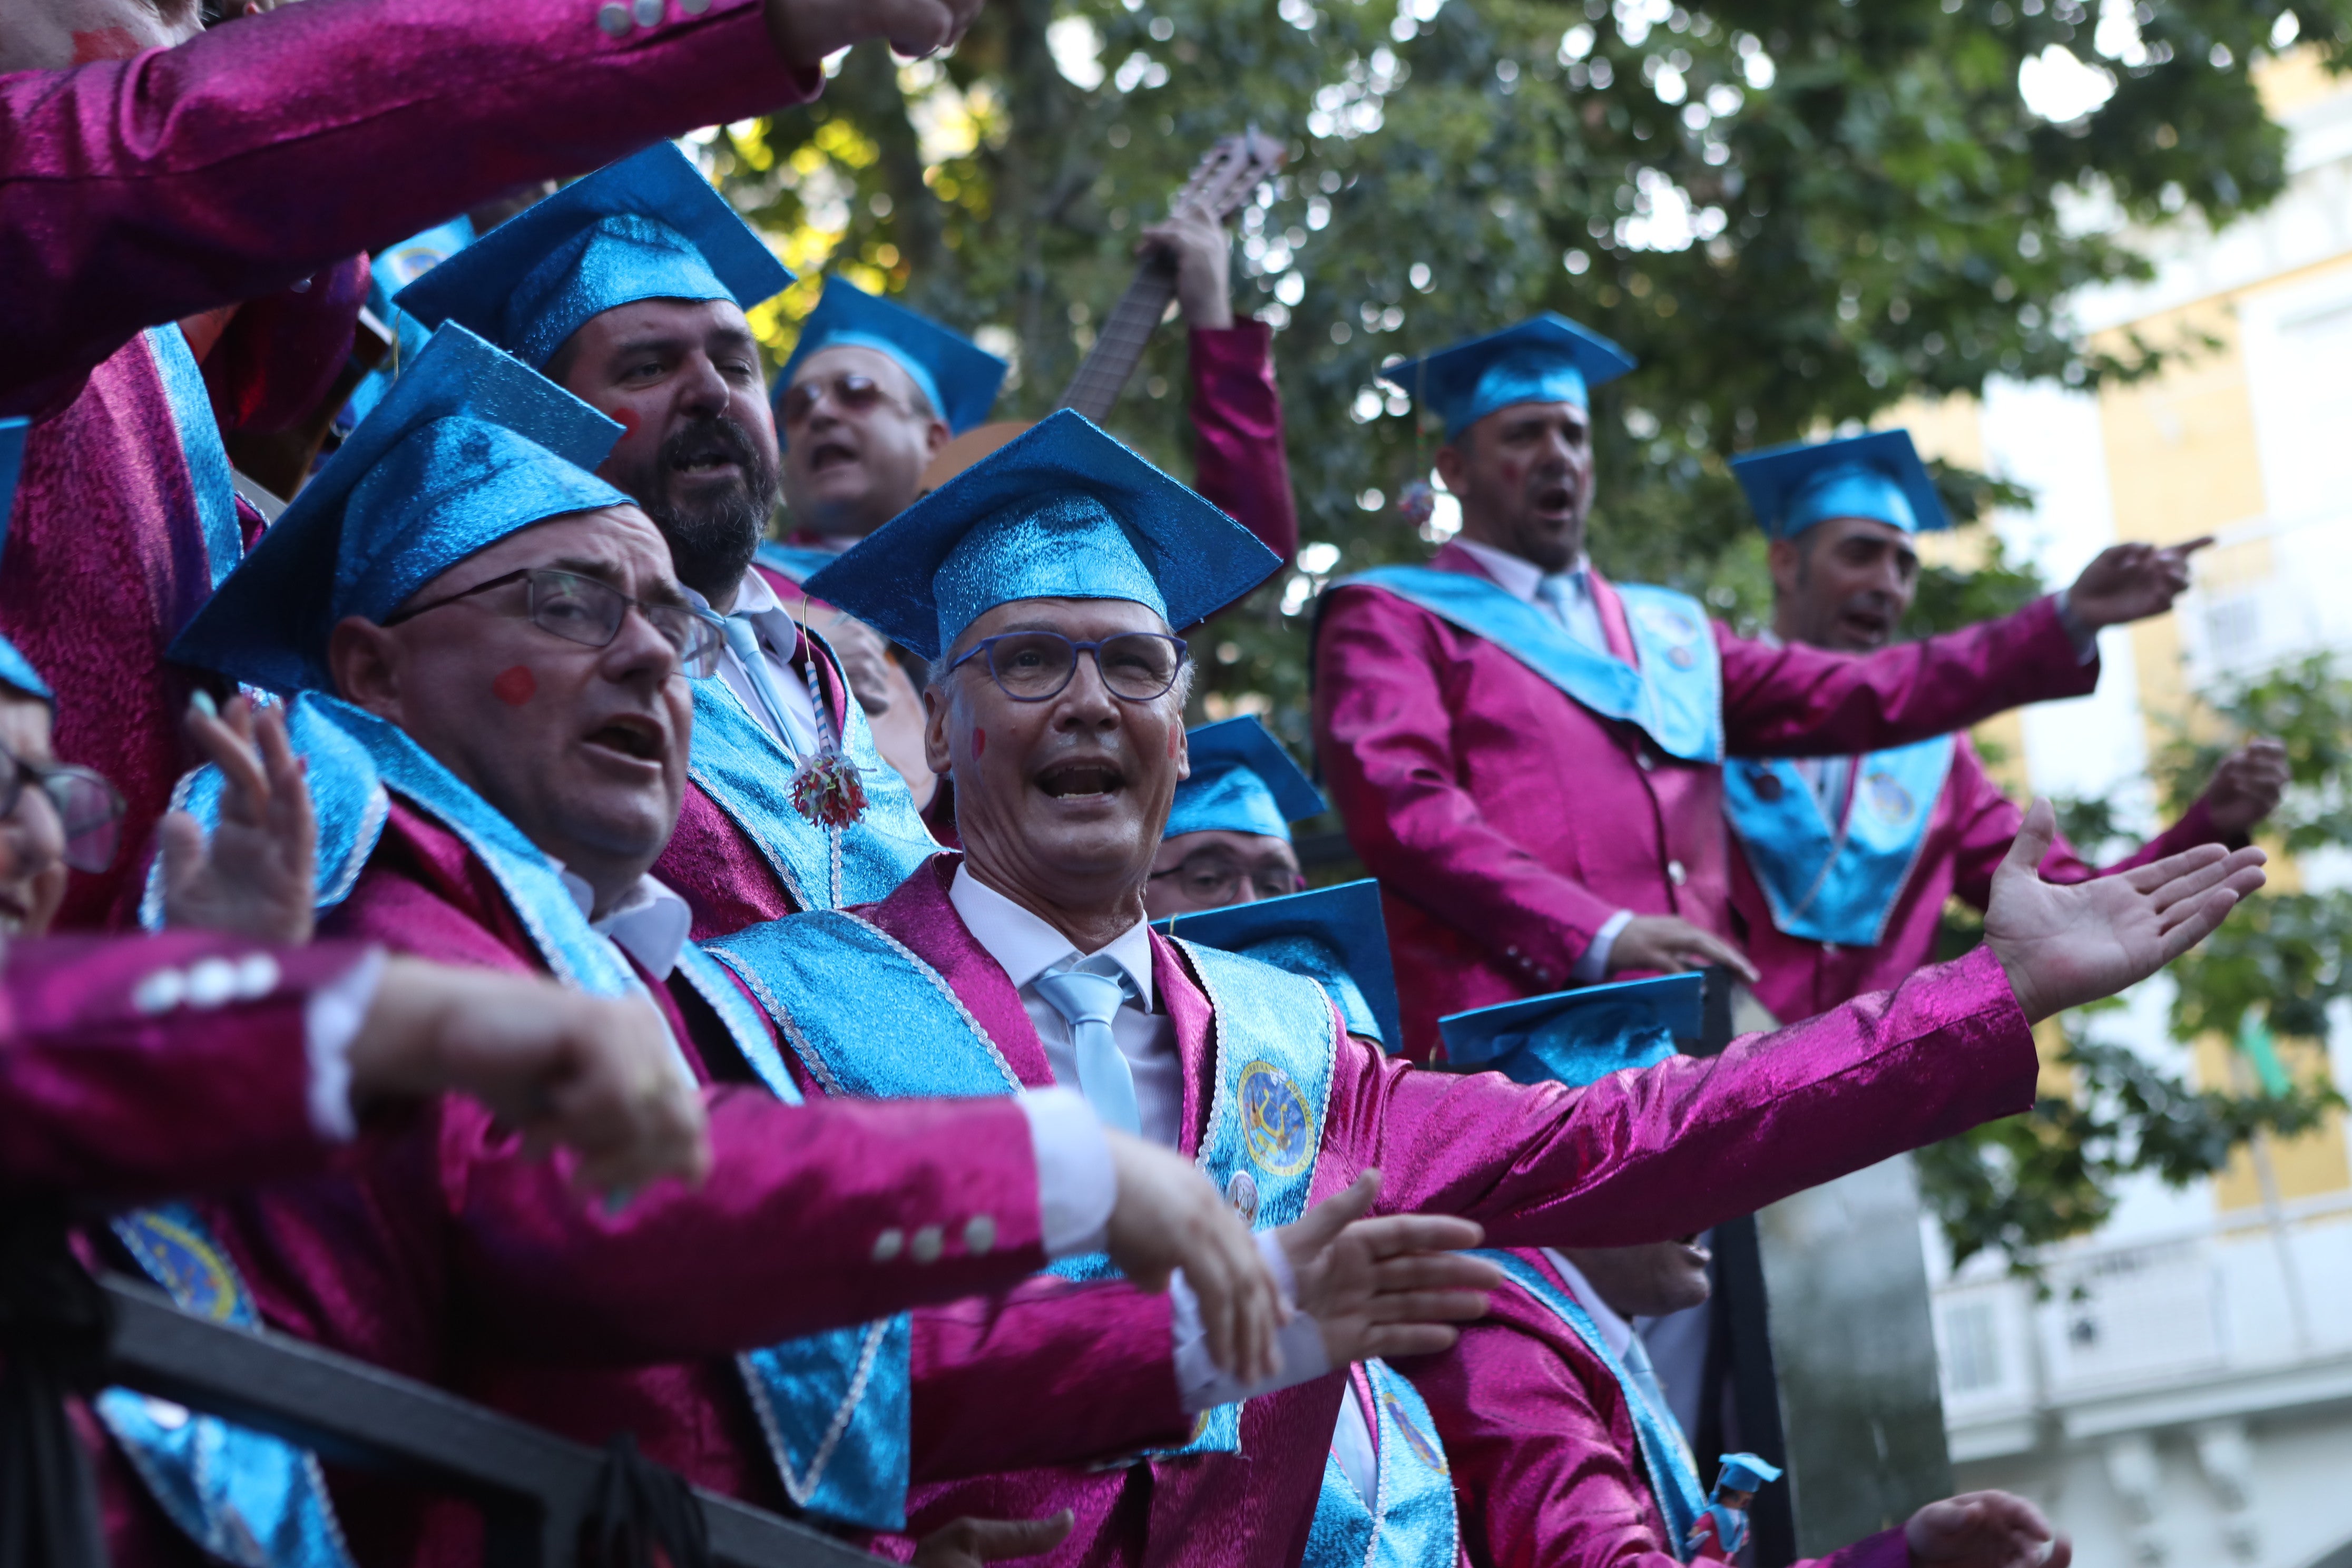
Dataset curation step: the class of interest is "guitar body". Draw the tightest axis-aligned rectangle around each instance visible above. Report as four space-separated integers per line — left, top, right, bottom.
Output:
919 419 1034 491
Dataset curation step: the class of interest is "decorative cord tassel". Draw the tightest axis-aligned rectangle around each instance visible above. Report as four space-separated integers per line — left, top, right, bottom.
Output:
788 634 870 828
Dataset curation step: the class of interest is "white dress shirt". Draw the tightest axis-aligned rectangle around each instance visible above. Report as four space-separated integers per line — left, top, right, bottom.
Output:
704 568 824 756
947 864 1330 1408
1452 540 1634 981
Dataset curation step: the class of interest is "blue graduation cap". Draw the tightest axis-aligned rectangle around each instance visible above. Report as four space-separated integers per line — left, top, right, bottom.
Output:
801 409 1280 661
1158 880 1402 1050
1730 428 1949 540
1437 972 1703 1087
1380 313 1638 442
170 325 629 696
773 277 1008 437
1167 716 1325 841
1716 1453 1782 1494
391 142 791 369
0 418 47 703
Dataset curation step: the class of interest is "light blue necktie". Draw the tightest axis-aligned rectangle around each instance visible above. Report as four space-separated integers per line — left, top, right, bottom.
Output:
1033 955 1143 1136
1619 1333 1689 1463
1537 570 1606 654
719 613 803 760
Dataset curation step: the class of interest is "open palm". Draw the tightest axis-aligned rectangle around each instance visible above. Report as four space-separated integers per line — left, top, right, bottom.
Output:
159 695 317 943
1985 800 2265 1024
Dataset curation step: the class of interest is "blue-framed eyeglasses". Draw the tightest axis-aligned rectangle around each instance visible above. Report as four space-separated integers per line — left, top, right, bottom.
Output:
946 631 1189 703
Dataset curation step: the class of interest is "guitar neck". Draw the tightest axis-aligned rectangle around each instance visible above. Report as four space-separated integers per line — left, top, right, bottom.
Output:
1057 257 1180 422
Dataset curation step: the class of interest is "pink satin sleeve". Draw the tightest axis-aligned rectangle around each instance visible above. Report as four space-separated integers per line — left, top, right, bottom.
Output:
1943 733 2230 909
1187 323 1298 565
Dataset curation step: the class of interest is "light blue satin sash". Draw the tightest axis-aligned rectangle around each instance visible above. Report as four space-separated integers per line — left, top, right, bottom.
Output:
754 542 845 585
1302 1359 1460 1568
1479 1250 1706 1559
707 914 1340 1464
1335 567 1723 763
95 1204 358 1568
685 651 936 913
145 324 244 629
1721 736 1955 948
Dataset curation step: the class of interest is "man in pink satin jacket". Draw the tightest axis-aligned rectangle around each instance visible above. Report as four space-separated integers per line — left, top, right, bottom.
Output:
1312 315 2211 1059
0 0 976 927
756 407 2261 1568
1719 428 2288 1023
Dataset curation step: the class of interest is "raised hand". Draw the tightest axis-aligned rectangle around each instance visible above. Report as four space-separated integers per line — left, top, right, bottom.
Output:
913 1512 1076 1568
1987 799 2265 1024
346 960 711 1199
2062 537 2211 633
1276 1171 1501 1363
159 694 317 944
1905 1491 2072 1568
2202 737 2289 837
1608 914 1759 984
763 0 985 66
1102 1131 1284 1384
1139 198 1236 330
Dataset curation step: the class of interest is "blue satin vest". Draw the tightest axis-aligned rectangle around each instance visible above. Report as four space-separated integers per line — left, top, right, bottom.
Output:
753 542 843 586
145 323 244 632
707 910 1340 1477
1721 736 1955 948
1302 1359 1460 1568
1479 1250 1708 1560
1334 566 1723 763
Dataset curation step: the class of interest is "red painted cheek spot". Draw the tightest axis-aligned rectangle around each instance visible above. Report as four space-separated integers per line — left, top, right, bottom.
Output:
492 666 538 707
71 26 141 62
1501 460 1524 489
611 407 639 434
971 728 986 759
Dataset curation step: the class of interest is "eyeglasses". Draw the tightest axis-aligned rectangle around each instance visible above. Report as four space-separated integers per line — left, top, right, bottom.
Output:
946 631 1190 704
0 749 125 874
778 371 907 429
384 568 724 679
1147 848 1306 909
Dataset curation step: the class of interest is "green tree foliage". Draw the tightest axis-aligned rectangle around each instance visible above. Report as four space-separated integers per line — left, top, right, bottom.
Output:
712 0 2344 743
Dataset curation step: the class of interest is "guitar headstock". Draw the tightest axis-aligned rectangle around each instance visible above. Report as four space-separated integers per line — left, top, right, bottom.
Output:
1171 129 1288 226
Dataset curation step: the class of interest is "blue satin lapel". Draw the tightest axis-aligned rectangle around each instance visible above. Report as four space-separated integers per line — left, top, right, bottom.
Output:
145 324 244 630
1723 736 1954 948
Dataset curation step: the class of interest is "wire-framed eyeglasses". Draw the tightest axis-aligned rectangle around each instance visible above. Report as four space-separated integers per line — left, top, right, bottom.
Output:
0 747 125 874
384 568 725 679
946 631 1190 703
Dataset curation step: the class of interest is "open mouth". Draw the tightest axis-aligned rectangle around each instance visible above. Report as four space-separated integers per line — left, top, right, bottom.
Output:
669 442 741 479
1839 608 1893 645
584 714 665 763
1532 481 1576 516
1036 759 1125 800
807 438 859 475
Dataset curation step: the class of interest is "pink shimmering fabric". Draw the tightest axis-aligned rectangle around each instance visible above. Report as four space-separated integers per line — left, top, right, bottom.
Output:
840 860 2037 1567
1737 733 2231 1020
1405 1249 1912 1568
1187 324 1298 565
1314 542 2101 1057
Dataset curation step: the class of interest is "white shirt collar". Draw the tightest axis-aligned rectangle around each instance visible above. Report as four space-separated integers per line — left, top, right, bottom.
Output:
697 567 801 651
558 869 695 982
948 862 1157 1012
1453 539 1591 604
1542 1249 1636 1359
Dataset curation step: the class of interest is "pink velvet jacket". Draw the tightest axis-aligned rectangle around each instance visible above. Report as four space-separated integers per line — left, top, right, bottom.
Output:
1404 1251 1909 1568
0 932 376 1203
1734 733 2231 1021
810 856 2037 1568
189 806 1167 1565
0 0 822 927
1312 543 2100 1058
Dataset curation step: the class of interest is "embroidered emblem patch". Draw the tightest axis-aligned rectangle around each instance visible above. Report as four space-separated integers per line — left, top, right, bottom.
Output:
1634 602 1700 648
1864 770 1916 824
118 1211 241 1323
1665 644 1697 669
1385 1389 1448 1474
1238 1060 1314 1176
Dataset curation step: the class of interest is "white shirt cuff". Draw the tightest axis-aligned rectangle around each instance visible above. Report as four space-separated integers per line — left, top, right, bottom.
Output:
303 947 386 1142
1016 1086 1118 1258
2053 590 2099 664
1170 1228 1330 1412
1573 909 1635 984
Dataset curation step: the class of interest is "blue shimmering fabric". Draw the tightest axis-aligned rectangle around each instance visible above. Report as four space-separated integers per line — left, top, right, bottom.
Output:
1340 567 1723 763
773 278 1007 437
1454 350 1589 436
97 1204 359 1568
1240 933 1381 1045
508 214 732 369
935 493 1168 655
1167 762 1291 841
706 917 1339 1462
1302 1359 1459 1568
1438 971 1701 1086
337 417 628 625
0 636 48 703
0 420 43 700
1724 736 1956 948
1382 313 1635 441
810 329 946 419
687 668 937 912
1783 463 1917 536
1477 1249 1707 1556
